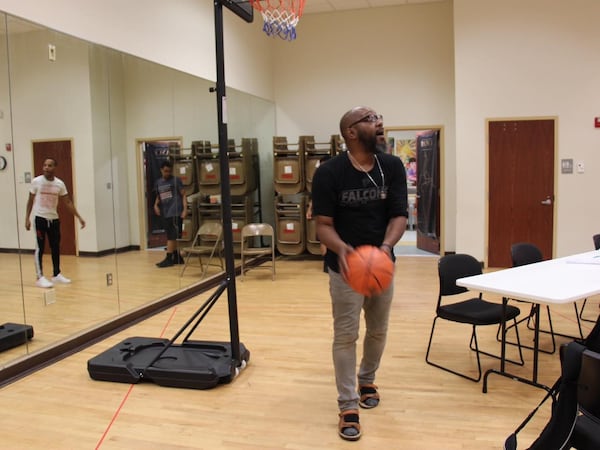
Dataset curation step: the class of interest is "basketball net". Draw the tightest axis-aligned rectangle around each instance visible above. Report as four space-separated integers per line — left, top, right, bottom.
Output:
250 0 305 41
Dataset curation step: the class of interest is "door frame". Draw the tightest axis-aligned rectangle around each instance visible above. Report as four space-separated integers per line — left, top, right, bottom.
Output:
384 125 445 255
485 116 558 267
135 136 182 251
31 137 79 255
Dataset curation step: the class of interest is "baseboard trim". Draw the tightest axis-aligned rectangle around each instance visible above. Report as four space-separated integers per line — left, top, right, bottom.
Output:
0 248 34 255
0 245 141 257
79 245 141 257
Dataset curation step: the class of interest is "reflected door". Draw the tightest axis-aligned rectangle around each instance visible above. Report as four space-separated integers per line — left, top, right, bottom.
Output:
32 140 76 255
143 140 180 249
416 130 440 255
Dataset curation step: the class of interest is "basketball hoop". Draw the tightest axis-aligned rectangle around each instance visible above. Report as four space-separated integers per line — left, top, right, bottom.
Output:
250 0 305 41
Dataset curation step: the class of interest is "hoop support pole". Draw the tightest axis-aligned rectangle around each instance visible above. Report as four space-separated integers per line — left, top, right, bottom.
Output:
213 0 241 366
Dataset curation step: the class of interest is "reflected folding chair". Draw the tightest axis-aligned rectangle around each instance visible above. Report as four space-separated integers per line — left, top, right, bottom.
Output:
240 223 275 280
425 253 524 382
180 222 224 278
579 234 600 323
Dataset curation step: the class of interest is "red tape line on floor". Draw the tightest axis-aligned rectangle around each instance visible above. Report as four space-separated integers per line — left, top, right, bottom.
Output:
95 306 178 449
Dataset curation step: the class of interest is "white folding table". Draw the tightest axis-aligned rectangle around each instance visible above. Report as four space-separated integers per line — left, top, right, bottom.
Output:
456 251 600 392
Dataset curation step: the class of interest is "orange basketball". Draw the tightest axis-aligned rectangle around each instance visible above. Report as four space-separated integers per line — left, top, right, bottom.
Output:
343 245 394 296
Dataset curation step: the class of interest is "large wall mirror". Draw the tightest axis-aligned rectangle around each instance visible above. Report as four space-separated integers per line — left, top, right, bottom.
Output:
0 12 276 371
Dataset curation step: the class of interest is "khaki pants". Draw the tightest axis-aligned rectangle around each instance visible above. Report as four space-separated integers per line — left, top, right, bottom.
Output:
328 269 394 411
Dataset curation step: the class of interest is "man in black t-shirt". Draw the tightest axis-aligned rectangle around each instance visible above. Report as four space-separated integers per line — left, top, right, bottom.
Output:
312 106 408 441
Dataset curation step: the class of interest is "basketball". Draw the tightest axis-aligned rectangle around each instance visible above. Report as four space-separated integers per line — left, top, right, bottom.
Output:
343 245 394 296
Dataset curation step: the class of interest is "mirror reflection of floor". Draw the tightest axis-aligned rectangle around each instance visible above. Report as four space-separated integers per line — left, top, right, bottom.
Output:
0 251 230 366
394 230 438 257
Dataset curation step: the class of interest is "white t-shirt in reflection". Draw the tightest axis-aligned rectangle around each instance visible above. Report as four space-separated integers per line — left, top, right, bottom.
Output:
30 175 67 220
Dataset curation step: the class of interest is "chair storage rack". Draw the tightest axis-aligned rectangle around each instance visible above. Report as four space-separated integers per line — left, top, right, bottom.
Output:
305 135 341 255
88 2 250 389
273 134 342 256
195 138 262 255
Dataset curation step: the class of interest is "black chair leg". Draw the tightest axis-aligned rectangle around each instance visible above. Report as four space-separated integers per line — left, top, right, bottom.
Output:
572 302 585 340
499 314 528 340
518 305 557 354
534 303 585 341
474 318 524 366
425 318 481 382
578 298 599 324
498 305 556 355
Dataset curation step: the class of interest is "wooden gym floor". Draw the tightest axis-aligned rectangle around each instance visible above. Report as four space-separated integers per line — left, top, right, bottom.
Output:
0 256 597 449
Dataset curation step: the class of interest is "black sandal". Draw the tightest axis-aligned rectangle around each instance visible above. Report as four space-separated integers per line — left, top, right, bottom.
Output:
338 409 361 441
359 384 380 409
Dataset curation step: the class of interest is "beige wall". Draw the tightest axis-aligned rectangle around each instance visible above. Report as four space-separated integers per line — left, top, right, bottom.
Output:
0 28 275 252
0 0 274 101
273 2 457 251
7 29 97 252
454 0 600 260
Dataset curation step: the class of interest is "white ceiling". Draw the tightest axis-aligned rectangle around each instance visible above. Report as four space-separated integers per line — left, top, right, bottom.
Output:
302 0 446 15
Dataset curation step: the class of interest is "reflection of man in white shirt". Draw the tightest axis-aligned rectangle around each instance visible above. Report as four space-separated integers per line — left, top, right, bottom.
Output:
25 158 86 288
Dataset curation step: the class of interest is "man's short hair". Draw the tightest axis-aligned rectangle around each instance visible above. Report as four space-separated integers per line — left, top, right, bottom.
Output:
44 157 57 166
160 160 173 169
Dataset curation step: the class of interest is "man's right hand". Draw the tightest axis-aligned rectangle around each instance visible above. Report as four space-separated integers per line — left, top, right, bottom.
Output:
154 205 161 216
25 218 31 231
337 244 354 275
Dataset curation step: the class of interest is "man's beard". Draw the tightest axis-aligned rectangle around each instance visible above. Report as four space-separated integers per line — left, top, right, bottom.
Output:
357 128 379 153
375 140 387 154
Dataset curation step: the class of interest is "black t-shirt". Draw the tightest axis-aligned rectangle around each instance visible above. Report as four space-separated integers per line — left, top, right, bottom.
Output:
154 176 184 218
312 151 408 273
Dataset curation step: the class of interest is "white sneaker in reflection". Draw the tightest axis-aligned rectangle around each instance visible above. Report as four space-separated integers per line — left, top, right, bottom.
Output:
52 273 71 284
36 276 54 288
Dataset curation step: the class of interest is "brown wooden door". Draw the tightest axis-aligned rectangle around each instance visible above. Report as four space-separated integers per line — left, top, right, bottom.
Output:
488 120 554 267
33 140 76 255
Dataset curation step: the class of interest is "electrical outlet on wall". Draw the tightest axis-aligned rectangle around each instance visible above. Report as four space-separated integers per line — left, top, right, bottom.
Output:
44 289 56 305
48 44 56 61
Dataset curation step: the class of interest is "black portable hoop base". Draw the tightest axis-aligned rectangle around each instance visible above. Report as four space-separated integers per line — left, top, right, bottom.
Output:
87 2 252 390
0 323 34 352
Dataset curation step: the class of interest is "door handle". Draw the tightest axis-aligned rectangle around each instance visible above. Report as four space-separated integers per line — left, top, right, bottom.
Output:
540 197 552 206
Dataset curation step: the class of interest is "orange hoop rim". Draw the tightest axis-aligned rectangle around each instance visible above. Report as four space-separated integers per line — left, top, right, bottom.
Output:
250 0 306 17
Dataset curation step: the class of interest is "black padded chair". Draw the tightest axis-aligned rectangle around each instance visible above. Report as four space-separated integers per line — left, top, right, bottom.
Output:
505 317 600 450
502 243 585 354
578 234 600 323
571 348 600 449
426 253 524 382
501 243 557 354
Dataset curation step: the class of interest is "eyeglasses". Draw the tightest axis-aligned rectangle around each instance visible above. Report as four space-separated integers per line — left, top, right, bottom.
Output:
348 113 383 128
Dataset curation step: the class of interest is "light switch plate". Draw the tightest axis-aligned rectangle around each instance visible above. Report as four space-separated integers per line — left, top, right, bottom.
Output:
561 159 573 174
